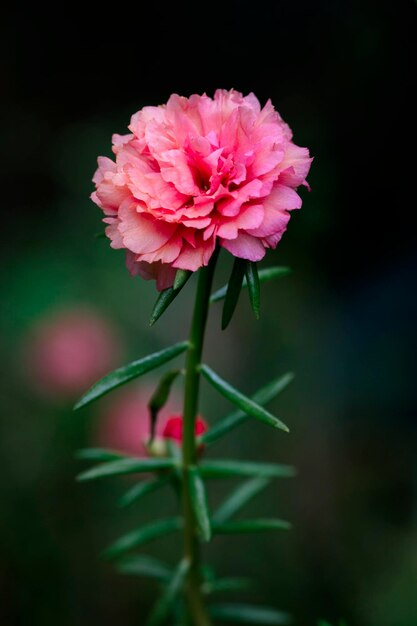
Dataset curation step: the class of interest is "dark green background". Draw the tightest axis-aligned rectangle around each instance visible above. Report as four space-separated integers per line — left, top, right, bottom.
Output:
1 2 416 625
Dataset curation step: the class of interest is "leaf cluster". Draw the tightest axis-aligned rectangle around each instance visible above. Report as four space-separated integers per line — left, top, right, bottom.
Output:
74 263 295 625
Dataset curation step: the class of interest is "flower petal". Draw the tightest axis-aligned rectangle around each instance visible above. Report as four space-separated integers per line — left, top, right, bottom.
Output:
221 233 266 261
173 236 216 271
135 260 177 291
247 185 301 238
278 144 313 187
118 206 177 254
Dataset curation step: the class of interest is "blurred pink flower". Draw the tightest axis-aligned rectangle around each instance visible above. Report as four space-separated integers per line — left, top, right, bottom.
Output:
95 384 182 457
26 308 120 398
92 89 312 290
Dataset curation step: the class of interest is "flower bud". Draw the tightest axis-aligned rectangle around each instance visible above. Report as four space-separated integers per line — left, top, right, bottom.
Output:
144 437 169 458
162 414 207 444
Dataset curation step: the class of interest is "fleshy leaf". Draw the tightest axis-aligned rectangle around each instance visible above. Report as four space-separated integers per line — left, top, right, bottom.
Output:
212 519 292 534
146 558 190 626
203 577 253 595
199 460 296 479
188 466 211 542
74 342 188 410
75 448 127 462
117 555 172 581
103 517 182 560
212 477 270 524
210 266 291 303
245 261 260 319
209 603 291 624
148 370 181 440
200 365 290 432
150 273 192 326
77 458 175 482
200 372 294 446
119 475 172 508
222 258 246 330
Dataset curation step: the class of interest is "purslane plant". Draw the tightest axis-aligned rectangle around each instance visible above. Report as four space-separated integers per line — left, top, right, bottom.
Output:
75 90 312 626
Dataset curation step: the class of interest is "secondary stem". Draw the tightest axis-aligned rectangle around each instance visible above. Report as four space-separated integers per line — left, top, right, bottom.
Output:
182 250 218 626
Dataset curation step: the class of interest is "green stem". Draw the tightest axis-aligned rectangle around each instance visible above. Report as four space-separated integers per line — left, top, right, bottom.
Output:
182 250 218 626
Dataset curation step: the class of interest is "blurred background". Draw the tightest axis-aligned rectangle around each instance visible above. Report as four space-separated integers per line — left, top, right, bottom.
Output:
1 1 416 625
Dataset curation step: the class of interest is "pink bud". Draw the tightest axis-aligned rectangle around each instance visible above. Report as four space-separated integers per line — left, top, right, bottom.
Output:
162 414 208 446
95 385 181 457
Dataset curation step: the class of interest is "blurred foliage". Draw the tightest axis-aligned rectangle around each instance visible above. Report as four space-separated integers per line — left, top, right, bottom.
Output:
1 0 416 625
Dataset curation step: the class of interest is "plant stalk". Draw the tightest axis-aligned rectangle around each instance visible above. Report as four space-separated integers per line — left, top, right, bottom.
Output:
181 250 218 626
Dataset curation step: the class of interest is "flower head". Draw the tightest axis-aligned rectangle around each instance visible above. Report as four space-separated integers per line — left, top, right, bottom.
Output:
92 89 312 290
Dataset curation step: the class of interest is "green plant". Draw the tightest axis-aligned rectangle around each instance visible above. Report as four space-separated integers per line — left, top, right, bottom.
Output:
75 258 295 625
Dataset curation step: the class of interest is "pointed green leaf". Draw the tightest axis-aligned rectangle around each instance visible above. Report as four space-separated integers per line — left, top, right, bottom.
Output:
210 266 291 303
188 466 211 542
77 457 175 482
118 475 172 508
103 517 182 560
212 519 292 534
74 341 188 410
150 288 177 326
200 372 294 446
149 370 181 439
203 577 253 595
146 558 190 626
117 555 172 581
200 365 290 433
209 603 291 624
173 269 192 290
199 460 296 480
245 261 260 319
222 258 246 330
212 477 270 524
75 448 126 462
150 273 192 326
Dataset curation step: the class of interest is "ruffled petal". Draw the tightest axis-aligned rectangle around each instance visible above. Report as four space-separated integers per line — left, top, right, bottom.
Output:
247 185 301 238
173 236 216 271
118 206 177 254
221 233 266 261
134 260 177 291
278 144 313 187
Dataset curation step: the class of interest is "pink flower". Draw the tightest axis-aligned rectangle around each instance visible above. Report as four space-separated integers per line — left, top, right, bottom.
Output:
92 90 312 290
25 308 120 399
